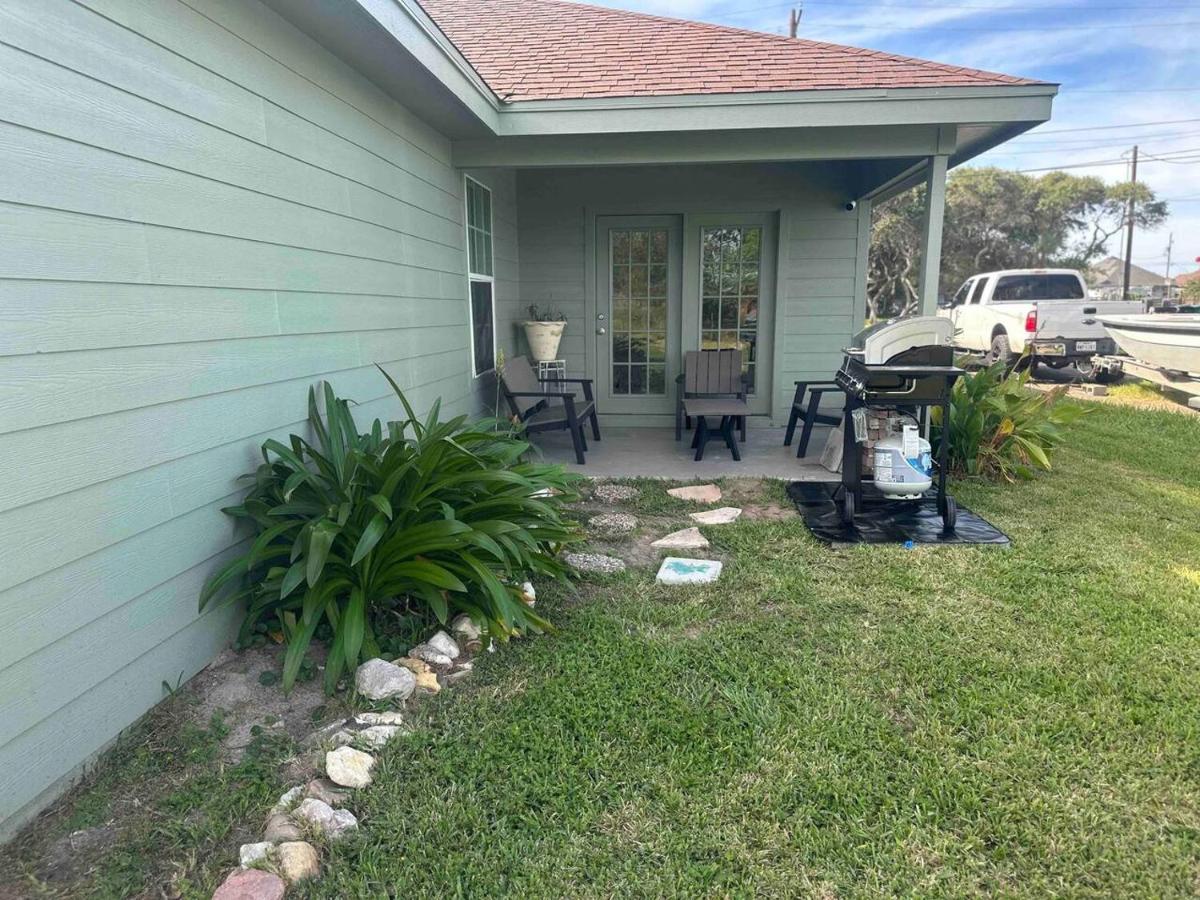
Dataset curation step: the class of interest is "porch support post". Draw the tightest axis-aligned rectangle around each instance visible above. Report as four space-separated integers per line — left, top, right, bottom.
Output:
917 154 948 316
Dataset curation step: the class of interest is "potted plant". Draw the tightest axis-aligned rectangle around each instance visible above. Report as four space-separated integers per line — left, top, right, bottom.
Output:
523 305 567 362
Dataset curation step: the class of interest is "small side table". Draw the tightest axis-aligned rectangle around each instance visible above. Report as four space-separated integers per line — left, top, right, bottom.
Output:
537 359 568 393
683 398 749 461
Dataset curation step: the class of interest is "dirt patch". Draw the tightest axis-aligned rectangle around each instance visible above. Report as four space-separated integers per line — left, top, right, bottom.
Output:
741 503 797 522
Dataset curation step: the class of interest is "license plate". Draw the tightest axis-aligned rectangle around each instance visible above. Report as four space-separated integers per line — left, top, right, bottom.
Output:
1076 340 1097 352
1036 343 1066 356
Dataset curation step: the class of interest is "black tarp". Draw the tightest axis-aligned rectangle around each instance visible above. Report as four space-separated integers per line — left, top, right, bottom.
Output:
787 481 1010 546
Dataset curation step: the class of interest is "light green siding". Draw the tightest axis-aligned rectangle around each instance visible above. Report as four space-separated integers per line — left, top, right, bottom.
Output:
0 0 482 837
514 163 866 422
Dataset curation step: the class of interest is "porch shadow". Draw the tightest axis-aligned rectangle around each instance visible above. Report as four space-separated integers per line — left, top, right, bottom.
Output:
527 425 838 481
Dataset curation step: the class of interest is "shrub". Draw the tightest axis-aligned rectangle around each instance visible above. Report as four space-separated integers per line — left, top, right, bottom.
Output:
200 369 582 693
933 359 1087 481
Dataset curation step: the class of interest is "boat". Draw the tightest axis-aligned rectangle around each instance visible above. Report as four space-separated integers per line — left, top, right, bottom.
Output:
1095 313 1200 376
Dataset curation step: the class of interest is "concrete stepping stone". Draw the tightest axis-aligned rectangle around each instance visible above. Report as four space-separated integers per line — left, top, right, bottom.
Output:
651 527 710 550
689 507 742 525
594 483 640 503
667 484 722 503
589 512 638 535
656 557 723 585
564 552 626 575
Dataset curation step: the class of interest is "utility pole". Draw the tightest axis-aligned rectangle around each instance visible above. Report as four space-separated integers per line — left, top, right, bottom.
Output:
1163 232 1174 306
788 6 801 37
1121 144 1138 304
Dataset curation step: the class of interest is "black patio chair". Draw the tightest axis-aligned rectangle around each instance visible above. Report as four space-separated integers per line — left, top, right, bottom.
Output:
500 355 600 464
675 349 750 459
783 380 843 458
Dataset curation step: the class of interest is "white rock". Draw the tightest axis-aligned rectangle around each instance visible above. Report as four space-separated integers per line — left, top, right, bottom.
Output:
353 711 405 726
354 658 416 701
325 746 375 788
651 527 710 550
355 724 400 749
292 798 358 840
329 730 355 748
520 581 537 605
277 840 320 883
271 784 305 814
409 644 454 667
239 841 274 867
667 484 722 503
689 507 742 525
426 630 461 659
450 614 481 641
656 557 723 585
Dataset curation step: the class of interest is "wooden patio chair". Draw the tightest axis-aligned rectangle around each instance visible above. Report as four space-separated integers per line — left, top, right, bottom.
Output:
500 355 600 465
675 349 750 459
783 380 843 458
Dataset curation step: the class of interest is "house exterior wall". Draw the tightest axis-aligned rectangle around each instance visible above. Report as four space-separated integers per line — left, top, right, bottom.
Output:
514 163 869 422
0 0 490 837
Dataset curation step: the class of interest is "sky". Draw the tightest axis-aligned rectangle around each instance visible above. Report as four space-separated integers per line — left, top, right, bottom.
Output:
584 0 1200 281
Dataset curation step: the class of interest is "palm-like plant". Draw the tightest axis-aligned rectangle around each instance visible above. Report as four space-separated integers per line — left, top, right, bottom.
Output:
200 369 581 692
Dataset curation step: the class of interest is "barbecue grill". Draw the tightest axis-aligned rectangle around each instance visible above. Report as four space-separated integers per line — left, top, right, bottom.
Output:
833 316 964 531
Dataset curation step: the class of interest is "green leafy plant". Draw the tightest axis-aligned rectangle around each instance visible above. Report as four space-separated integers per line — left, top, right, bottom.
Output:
933 358 1088 481
200 369 582 693
526 304 566 322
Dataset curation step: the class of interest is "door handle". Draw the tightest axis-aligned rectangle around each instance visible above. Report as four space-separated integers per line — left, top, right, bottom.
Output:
597 327 607 335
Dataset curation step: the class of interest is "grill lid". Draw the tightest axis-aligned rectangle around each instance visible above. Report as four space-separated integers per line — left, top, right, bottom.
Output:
850 316 954 365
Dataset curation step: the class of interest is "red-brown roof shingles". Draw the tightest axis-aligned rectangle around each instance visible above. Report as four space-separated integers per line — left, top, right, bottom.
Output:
418 0 1045 102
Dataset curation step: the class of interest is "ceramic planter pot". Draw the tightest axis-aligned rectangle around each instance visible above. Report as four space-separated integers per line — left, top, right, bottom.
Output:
523 320 566 362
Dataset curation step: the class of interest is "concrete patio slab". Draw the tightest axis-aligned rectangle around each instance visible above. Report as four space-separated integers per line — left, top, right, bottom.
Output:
529 426 837 481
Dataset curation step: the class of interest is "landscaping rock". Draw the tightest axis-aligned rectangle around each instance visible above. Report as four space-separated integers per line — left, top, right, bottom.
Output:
262 813 304 843
353 710 405 726
651 527 710 550
520 581 537 605
324 746 375 788
355 724 400 749
409 630 460 667
656 557 723 585
667 484 722 503
292 798 358 840
270 785 304 815
277 841 320 883
304 778 350 808
354 658 416 701
594 483 640 503
689 507 742 525
414 670 441 694
238 841 274 867
427 630 461 658
451 614 481 641
212 867 286 900
447 663 473 684
393 657 429 675
564 552 626 575
588 512 638 535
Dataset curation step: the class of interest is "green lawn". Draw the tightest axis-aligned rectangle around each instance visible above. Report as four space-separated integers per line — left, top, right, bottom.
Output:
307 401 1200 898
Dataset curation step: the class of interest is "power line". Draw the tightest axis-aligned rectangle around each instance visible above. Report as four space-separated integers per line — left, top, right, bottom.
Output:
798 19 1200 31
1028 117 1200 135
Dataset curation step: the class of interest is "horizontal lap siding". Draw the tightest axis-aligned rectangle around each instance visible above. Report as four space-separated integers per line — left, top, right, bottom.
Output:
0 0 475 837
516 164 863 422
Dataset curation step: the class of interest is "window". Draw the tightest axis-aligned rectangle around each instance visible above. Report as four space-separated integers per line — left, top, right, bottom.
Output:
992 274 1084 302
950 280 972 307
967 278 986 304
700 225 761 392
465 177 495 376
610 227 669 395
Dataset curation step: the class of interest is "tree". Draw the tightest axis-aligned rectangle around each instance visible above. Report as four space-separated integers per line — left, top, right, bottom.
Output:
867 168 1169 319
1182 279 1200 303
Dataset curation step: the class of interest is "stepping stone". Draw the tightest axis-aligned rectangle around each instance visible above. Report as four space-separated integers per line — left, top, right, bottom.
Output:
689 507 742 525
656 557 723 585
667 484 722 503
564 552 626 575
594 483 640 503
651 527 710 550
589 512 638 535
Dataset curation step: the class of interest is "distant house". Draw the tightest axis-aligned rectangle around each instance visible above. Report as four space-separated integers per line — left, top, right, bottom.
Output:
0 0 1057 837
1087 256 1176 301
1176 268 1200 292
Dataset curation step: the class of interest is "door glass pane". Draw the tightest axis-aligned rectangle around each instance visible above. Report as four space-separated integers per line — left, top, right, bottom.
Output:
610 227 669 396
699 225 763 394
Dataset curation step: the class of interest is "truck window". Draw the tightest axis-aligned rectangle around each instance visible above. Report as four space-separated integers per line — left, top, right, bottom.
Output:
992 274 1084 301
967 278 986 304
949 280 971 307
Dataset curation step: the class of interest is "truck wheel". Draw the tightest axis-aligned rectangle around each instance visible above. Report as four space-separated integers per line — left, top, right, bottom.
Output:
1046 359 1070 369
988 333 1012 368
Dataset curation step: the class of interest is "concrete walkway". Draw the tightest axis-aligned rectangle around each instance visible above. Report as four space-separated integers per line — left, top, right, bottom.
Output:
529 425 838 481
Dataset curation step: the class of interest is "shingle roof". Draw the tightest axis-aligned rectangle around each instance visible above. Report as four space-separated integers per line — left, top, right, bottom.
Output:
417 0 1044 102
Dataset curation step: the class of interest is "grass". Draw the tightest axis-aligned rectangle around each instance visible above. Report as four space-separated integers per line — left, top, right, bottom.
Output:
5 400 1198 897
304 400 1200 898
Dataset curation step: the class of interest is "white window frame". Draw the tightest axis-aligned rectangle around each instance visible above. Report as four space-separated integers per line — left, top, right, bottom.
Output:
465 175 496 378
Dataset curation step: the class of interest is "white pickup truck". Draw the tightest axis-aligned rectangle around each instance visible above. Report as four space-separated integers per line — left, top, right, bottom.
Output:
938 268 1140 379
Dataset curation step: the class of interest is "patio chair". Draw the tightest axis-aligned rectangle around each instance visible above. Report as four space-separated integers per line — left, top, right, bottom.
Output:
783 380 843 458
500 355 600 464
676 349 750 460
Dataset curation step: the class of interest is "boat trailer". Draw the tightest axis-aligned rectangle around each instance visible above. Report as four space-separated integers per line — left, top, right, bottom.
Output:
1091 355 1200 410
